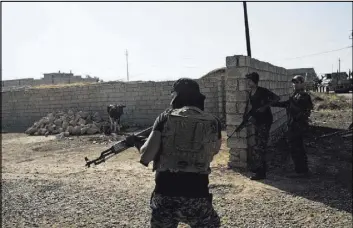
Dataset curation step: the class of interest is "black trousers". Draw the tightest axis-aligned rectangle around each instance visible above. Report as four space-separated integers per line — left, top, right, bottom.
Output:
286 124 309 173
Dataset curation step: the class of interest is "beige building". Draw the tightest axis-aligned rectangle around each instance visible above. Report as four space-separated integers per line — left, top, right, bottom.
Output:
2 71 99 90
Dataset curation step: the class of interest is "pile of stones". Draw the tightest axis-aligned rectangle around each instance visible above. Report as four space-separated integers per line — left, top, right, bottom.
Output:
25 110 109 136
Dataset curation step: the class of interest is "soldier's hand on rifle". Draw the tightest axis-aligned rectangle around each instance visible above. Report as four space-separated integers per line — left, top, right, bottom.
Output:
125 135 147 150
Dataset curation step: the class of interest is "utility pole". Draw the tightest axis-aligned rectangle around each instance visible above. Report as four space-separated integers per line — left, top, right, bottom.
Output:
243 2 252 57
125 49 129 82
338 58 340 74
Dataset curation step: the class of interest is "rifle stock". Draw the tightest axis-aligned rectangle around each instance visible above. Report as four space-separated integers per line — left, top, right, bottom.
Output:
84 126 153 167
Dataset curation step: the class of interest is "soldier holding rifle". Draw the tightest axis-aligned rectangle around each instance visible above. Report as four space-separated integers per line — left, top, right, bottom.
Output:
126 78 222 228
272 75 313 178
232 72 280 180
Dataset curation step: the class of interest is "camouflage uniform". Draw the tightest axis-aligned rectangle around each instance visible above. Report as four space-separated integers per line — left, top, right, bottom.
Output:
273 88 313 174
251 123 271 174
132 78 222 228
150 193 220 228
244 73 280 179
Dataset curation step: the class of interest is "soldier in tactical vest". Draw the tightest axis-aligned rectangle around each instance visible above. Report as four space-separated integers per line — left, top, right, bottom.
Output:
127 78 222 228
272 75 313 178
242 72 280 180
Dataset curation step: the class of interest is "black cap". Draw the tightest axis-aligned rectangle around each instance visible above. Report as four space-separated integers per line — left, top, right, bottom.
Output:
245 72 259 84
171 78 201 95
291 75 305 83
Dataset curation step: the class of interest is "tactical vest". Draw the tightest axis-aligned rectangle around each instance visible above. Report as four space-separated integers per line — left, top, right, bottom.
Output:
287 91 310 125
155 106 219 174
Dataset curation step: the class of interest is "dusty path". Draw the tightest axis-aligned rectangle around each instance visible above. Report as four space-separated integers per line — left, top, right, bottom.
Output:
2 119 352 228
336 93 352 100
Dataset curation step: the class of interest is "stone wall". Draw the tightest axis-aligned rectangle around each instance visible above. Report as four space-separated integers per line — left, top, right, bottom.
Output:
1 71 225 132
225 55 292 168
2 55 293 169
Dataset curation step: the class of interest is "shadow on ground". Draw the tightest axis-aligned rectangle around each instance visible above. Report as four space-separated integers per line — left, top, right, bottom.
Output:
229 125 352 214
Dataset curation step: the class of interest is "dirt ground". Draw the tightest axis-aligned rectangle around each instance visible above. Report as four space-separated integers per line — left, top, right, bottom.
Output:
2 95 352 228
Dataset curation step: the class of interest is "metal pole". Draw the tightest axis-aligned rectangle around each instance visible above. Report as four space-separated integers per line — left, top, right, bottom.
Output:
243 2 252 57
126 50 129 81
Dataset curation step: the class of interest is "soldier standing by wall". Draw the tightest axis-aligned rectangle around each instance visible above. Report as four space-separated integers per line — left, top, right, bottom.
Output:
241 72 280 180
272 75 313 178
126 78 222 228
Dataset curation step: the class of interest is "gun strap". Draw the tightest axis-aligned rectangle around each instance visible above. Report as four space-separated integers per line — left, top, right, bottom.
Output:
244 91 251 116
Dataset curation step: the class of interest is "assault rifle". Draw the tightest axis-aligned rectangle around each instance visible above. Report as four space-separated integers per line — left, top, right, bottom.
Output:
227 109 255 139
84 126 152 167
315 128 353 140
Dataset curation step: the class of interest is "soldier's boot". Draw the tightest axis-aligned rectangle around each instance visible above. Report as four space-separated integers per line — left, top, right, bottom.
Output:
250 163 266 180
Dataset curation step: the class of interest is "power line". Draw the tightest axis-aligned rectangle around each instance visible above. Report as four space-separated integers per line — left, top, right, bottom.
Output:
284 45 352 60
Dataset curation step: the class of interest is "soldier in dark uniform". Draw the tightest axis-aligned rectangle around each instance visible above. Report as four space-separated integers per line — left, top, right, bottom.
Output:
241 72 280 180
272 75 314 178
127 78 222 228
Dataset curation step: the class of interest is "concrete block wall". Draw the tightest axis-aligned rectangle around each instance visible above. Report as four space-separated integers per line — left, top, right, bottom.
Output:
1 73 224 132
225 55 293 168
2 55 293 170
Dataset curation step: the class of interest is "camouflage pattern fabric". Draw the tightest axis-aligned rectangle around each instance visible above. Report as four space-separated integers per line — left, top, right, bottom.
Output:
251 123 271 173
272 90 313 174
286 91 312 173
150 193 220 228
286 123 309 173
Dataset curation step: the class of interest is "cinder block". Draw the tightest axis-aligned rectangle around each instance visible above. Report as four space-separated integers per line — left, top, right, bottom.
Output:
226 114 243 125
229 148 247 158
250 58 263 70
261 71 270 81
226 126 247 138
270 82 275 89
225 78 238 89
227 137 248 149
238 79 249 91
238 55 251 67
237 102 248 114
225 102 237 113
226 56 239 68
229 153 240 162
225 92 246 102
268 64 275 73
226 67 249 79
261 61 270 72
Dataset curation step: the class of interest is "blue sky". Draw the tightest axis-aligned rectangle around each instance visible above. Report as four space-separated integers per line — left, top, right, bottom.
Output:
2 2 352 81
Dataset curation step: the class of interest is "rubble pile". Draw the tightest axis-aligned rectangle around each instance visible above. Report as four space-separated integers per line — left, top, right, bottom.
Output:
25 110 110 136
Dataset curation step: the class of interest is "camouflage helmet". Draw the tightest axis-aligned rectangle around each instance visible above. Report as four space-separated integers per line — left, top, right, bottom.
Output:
291 75 305 83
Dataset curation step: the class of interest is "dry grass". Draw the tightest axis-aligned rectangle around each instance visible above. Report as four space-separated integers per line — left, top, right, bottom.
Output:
310 92 352 111
32 82 96 89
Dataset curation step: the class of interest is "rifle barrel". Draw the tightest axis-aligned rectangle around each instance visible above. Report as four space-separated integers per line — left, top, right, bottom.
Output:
84 126 153 167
